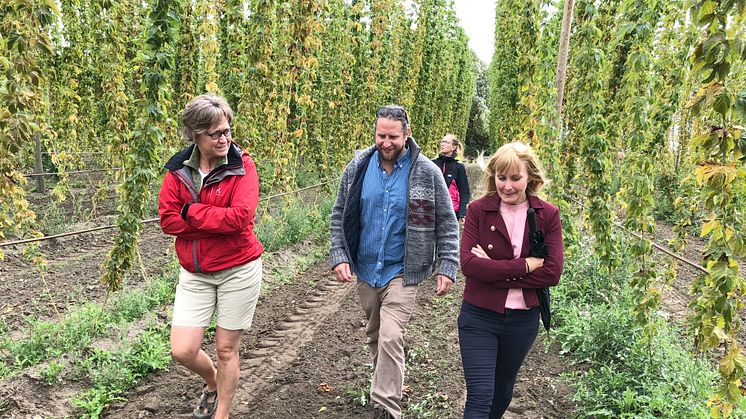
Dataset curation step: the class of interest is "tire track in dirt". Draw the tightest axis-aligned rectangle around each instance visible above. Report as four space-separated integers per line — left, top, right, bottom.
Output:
231 275 354 415
106 259 353 418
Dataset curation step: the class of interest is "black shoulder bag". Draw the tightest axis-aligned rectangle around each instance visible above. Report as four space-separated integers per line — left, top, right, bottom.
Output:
527 208 550 331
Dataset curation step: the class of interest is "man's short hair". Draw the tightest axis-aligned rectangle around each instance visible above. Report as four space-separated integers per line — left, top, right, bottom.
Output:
374 104 410 132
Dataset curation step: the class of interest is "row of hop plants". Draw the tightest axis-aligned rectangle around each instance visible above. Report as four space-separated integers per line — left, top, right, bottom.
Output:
488 0 745 415
1 0 475 289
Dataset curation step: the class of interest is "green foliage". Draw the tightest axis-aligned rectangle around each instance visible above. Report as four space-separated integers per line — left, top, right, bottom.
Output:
653 168 686 223
73 324 170 418
487 0 536 146
687 0 746 414
465 53 490 158
7 303 109 369
411 0 475 153
613 0 665 342
2 0 474 254
37 200 71 236
0 0 58 249
73 387 126 419
256 194 334 252
344 385 369 407
103 0 179 291
554 237 742 419
39 360 64 385
565 0 618 271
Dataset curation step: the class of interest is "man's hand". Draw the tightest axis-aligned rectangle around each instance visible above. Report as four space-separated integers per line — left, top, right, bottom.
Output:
436 275 453 296
332 263 353 282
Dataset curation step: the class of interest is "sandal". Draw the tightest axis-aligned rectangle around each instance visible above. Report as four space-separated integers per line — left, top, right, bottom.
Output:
192 388 218 419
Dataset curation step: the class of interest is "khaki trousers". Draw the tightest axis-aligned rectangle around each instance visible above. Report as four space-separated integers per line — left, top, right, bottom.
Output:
358 277 419 419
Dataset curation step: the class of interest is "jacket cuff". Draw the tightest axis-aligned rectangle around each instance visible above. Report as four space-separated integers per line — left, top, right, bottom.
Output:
329 247 349 270
181 203 191 220
439 259 459 283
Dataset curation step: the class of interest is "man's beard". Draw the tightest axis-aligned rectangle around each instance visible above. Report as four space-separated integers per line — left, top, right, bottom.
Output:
377 143 404 162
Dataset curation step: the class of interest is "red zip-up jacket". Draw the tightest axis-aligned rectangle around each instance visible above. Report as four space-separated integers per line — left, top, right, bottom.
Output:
460 194 564 313
158 143 263 273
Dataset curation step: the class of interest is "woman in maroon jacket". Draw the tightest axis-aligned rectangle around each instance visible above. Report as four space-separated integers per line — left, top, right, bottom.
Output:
158 93 263 419
459 141 563 418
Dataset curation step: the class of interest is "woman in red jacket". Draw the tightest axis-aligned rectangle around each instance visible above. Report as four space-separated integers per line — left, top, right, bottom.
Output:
459 141 564 418
158 93 264 419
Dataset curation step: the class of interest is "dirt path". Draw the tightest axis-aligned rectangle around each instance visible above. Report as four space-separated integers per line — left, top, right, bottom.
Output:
1 243 575 418
104 258 574 418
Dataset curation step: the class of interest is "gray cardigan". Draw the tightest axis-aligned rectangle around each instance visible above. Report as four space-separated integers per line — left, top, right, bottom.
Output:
329 137 460 285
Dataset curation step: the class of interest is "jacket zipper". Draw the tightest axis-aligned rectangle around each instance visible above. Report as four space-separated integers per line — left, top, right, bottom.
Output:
173 169 203 273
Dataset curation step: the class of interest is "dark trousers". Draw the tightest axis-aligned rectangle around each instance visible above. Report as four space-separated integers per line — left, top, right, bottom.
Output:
458 301 539 419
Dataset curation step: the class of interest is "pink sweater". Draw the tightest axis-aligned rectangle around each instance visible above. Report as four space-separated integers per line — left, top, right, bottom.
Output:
500 200 529 309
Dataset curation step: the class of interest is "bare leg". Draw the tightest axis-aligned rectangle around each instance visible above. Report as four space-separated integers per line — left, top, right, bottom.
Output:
213 327 243 419
170 326 218 391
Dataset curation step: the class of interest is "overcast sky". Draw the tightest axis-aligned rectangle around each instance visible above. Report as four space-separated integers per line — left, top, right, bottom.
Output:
453 0 496 65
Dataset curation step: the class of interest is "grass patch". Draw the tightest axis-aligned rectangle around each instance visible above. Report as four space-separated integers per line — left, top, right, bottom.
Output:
73 322 171 418
0 260 179 376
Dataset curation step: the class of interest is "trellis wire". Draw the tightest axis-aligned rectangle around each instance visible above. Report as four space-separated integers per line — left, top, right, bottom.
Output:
0 178 337 248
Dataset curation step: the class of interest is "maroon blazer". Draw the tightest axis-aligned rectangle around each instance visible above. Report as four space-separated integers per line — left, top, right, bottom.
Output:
460 194 564 314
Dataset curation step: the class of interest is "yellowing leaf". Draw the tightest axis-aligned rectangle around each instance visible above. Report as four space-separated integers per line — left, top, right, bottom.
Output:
701 218 720 238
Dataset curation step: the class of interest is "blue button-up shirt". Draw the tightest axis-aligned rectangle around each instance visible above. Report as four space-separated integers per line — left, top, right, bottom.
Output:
355 148 411 287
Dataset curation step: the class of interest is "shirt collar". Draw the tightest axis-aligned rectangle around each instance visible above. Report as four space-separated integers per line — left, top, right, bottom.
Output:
183 145 229 172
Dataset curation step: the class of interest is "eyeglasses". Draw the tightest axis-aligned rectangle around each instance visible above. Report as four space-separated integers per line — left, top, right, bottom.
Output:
375 105 409 126
206 128 231 140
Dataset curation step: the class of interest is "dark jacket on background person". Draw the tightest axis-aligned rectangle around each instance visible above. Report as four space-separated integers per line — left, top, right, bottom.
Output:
460 194 564 313
329 137 460 285
158 143 264 273
432 155 470 219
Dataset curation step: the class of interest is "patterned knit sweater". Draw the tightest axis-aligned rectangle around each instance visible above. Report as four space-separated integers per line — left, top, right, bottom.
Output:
329 137 460 285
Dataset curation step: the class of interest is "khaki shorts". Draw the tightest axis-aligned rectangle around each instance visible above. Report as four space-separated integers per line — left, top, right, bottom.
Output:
172 258 262 330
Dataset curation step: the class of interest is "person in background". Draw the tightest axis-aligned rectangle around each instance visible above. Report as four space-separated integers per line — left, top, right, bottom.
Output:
158 93 263 419
458 141 564 418
329 105 460 419
432 133 470 222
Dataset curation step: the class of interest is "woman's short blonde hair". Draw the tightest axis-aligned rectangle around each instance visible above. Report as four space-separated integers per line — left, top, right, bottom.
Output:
482 141 548 197
180 93 234 142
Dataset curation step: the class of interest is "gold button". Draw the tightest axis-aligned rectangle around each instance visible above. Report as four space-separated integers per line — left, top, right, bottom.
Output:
487 244 493 250
490 225 496 231
506 278 510 282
